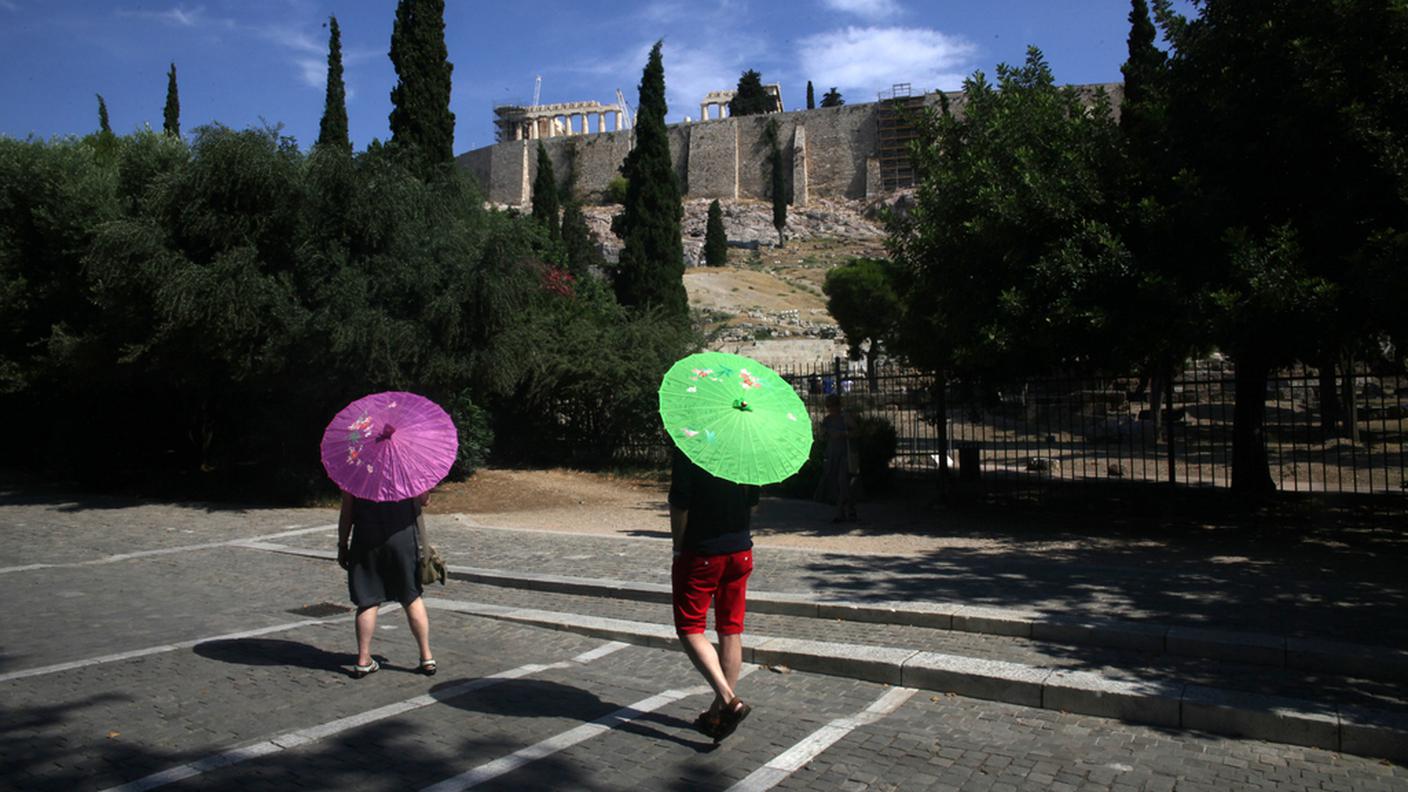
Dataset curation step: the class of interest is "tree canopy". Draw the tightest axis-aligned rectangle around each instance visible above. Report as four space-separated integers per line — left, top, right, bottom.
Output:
820 87 843 108
704 199 727 266
532 142 561 241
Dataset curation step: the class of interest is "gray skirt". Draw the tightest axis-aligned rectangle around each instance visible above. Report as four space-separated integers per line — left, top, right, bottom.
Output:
347 525 423 608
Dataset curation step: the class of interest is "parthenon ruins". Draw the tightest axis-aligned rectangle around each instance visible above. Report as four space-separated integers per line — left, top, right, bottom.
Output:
494 100 626 141
698 84 783 121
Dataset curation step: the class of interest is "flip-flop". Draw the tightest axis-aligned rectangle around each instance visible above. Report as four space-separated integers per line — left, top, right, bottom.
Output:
712 697 751 743
351 659 379 679
418 658 437 677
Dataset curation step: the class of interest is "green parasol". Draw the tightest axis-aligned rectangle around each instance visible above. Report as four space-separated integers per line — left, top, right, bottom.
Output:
658 351 813 485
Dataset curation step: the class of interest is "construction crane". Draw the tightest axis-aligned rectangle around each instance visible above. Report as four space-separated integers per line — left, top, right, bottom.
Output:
532 75 542 108
615 88 633 130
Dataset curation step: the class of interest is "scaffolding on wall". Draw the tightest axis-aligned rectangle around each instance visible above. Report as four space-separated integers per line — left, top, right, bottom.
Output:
875 83 925 192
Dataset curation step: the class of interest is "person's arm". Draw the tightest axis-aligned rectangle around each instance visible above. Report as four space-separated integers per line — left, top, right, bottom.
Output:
670 505 688 554
337 492 354 569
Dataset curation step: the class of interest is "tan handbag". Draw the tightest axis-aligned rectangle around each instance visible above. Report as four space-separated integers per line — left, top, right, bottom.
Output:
414 504 447 586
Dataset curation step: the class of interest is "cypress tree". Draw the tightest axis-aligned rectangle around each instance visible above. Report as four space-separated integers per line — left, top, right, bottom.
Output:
163 63 180 137
820 87 844 108
96 94 111 134
729 69 775 116
532 141 561 241
612 40 687 321
766 120 789 248
561 200 604 280
317 16 350 150
806 80 815 110
388 0 456 178
704 199 728 266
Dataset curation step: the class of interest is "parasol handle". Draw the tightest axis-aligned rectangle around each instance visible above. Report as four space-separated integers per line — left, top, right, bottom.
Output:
732 399 752 412
377 424 397 441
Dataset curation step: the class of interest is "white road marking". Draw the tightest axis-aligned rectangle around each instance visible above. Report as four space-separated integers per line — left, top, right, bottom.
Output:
0 603 400 684
726 686 918 792
100 641 630 792
0 524 337 575
422 664 757 792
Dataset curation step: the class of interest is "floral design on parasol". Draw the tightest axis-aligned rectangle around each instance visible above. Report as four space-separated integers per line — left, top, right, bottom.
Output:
320 391 458 502
658 351 813 485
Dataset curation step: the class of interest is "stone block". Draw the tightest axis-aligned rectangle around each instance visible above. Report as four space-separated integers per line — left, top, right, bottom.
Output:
952 605 1037 638
1166 626 1284 666
1285 637 1408 681
750 591 821 618
749 637 915 684
816 600 957 629
1338 705 1408 763
1031 617 1167 653
1180 685 1338 750
902 652 1050 707
1042 670 1182 727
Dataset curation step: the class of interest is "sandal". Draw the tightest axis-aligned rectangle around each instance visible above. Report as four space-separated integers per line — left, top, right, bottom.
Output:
351 658 379 679
693 710 721 739
711 697 751 743
418 658 437 677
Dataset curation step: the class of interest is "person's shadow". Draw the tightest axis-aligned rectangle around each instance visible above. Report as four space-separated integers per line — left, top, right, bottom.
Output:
436 677 716 752
194 638 381 678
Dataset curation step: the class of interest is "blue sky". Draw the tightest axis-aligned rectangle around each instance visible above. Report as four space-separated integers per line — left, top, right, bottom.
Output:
1 1 1192 154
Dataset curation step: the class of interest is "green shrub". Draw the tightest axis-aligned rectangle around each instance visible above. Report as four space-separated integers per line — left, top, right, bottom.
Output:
447 390 493 479
853 413 898 492
604 175 629 205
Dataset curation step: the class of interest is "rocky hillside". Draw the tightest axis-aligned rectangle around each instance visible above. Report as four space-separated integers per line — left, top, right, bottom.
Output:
578 198 890 364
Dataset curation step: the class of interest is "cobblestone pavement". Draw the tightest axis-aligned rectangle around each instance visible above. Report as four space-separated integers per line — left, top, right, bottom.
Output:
3 495 1407 791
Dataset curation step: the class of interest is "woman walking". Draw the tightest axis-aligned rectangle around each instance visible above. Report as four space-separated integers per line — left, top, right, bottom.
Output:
815 394 859 522
336 490 436 678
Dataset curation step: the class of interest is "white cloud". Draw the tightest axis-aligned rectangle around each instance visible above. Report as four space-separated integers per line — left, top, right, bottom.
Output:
822 0 902 20
118 4 220 28
798 26 975 99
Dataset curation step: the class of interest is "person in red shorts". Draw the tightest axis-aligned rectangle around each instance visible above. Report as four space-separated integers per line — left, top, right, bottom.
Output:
669 449 759 743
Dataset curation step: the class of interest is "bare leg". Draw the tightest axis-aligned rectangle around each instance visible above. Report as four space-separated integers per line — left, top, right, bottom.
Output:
680 632 735 709
716 633 743 712
355 605 378 666
404 597 432 661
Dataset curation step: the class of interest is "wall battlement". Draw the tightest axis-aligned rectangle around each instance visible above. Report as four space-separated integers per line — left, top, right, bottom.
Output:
456 84 1122 207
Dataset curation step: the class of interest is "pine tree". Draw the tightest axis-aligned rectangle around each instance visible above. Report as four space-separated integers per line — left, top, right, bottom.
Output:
317 16 350 150
612 41 687 322
729 69 775 116
806 81 815 110
820 87 844 108
704 199 728 266
163 63 180 137
96 94 111 134
532 142 561 241
388 0 456 178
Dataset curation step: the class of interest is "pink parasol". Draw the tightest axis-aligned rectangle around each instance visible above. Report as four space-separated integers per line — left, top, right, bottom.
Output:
320 391 459 502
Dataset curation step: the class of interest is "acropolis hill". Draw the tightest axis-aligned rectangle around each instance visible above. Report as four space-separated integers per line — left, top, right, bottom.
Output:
456 83 1123 208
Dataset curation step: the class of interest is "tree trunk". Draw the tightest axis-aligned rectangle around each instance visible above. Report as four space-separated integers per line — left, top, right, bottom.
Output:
1340 352 1360 443
1317 352 1340 438
1231 352 1276 494
935 370 950 501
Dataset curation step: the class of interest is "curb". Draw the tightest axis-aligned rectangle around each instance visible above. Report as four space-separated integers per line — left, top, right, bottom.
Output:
423 597 1408 765
241 542 1408 684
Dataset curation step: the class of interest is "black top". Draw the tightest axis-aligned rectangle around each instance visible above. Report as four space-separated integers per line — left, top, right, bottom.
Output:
349 497 418 556
668 451 758 555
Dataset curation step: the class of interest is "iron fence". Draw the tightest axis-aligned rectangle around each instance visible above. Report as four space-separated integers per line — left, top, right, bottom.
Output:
618 357 1408 497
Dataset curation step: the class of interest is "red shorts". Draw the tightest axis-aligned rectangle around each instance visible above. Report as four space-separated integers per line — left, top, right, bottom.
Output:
671 548 754 635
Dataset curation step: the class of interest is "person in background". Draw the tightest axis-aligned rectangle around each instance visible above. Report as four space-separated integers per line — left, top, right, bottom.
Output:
815 393 859 522
337 490 436 678
669 450 758 742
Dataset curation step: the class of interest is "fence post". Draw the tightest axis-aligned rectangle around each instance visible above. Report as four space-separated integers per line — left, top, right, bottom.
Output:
1166 369 1177 485
936 370 950 501
833 356 844 396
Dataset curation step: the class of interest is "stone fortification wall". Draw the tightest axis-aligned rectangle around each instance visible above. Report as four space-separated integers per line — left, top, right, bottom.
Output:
458 84 1119 207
